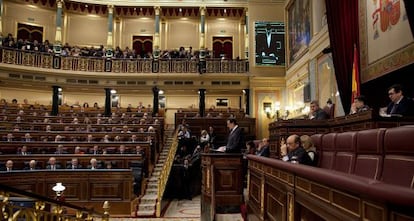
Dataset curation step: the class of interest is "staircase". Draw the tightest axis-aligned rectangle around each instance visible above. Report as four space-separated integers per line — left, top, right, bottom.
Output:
136 128 176 217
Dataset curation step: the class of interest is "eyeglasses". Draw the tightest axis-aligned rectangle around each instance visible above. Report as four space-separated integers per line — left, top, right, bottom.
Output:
286 142 295 145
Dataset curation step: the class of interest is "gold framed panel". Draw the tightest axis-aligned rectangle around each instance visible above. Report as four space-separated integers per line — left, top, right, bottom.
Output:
359 0 414 83
286 0 311 67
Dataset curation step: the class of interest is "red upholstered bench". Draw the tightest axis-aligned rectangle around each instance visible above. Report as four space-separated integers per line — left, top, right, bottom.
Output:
353 128 385 180
319 133 336 169
382 125 414 188
333 131 357 173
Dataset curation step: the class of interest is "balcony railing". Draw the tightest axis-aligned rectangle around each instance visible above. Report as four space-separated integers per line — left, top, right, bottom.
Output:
0 48 249 74
0 183 108 221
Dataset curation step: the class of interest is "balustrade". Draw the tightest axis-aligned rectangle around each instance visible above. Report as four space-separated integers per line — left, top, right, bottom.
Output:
1 48 248 74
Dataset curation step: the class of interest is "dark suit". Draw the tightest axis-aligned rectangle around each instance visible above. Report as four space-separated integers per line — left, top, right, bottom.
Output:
386 96 414 116
312 109 329 120
67 164 82 169
225 126 244 153
287 146 313 166
46 164 62 170
256 145 270 157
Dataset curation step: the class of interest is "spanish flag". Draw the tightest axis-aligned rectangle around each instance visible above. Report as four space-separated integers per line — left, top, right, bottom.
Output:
351 45 360 103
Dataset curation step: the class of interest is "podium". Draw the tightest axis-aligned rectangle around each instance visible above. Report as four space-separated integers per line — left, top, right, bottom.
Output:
201 153 243 221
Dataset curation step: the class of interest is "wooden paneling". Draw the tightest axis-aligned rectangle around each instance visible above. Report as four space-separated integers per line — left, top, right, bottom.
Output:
201 153 243 221
247 155 414 221
0 170 133 215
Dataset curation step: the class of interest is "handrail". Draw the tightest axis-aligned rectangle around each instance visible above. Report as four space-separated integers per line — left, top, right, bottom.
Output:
0 182 108 220
0 47 248 74
155 128 179 217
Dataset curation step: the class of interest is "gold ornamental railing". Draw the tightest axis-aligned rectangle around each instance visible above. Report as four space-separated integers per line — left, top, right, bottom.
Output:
0 48 248 74
0 183 109 221
155 128 179 217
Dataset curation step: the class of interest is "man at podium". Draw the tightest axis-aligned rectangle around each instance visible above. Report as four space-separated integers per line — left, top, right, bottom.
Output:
216 118 245 153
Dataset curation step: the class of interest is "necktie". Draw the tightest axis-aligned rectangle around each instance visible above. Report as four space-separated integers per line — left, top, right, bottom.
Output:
52 165 55 170
390 103 399 114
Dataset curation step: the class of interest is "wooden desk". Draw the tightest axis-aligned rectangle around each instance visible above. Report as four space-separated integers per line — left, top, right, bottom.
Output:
0 169 134 215
201 153 243 221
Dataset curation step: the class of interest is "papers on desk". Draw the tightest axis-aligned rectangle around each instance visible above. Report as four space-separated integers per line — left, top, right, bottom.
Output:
213 146 226 152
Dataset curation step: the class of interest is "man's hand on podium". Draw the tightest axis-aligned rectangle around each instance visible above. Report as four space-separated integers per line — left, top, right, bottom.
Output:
216 146 226 152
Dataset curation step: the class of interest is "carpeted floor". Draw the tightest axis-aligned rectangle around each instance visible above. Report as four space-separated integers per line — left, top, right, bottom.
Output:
96 195 243 221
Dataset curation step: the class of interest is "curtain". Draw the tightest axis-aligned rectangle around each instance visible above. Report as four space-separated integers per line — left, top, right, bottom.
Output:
325 0 359 113
403 0 414 37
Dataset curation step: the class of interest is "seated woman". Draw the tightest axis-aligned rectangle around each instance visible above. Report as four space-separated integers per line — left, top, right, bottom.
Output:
199 130 210 145
300 135 318 166
245 140 256 155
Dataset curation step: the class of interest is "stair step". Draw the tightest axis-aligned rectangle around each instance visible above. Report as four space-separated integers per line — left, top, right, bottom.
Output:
137 209 155 217
146 190 158 195
147 183 158 188
149 177 159 182
138 203 155 210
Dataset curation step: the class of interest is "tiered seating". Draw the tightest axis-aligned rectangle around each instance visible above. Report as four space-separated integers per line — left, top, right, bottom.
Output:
0 103 165 200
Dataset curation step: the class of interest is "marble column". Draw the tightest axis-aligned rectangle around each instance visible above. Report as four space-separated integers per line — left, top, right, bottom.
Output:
244 89 250 115
152 86 159 117
0 0 3 45
199 6 206 74
199 89 206 117
104 88 111 117
244 8 249 59
106 5 114 57
51 86 60 116
153 6 161 59
54 0 63 54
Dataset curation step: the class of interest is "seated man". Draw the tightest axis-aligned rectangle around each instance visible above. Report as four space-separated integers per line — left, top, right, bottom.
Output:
46 157 61 170
67 158 82 170
89 145 101 155
282 135 313 166
55 144 67 154
4 160 14 171
386 84 414 116
309 100 329 120
88 158 101 170
350 95 370 114
117 144 129 154
256 138 270 157
25 160 38 171
19 145 31 155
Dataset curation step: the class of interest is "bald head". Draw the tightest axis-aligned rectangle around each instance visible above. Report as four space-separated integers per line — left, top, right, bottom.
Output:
286 135 301 151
